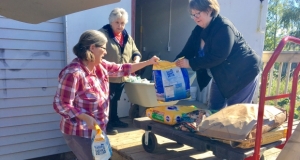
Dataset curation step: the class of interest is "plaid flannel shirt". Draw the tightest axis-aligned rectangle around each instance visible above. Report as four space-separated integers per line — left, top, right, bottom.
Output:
53 58 131 138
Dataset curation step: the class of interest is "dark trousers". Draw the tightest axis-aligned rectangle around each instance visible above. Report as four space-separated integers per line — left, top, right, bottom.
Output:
208 75 258 112
109 82 125 122
63 134 93 160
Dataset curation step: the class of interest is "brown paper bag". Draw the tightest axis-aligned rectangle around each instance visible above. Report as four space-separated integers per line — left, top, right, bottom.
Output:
197 103 286 142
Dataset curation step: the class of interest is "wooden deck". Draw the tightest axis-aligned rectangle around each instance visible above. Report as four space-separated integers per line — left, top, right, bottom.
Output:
108 117 282 160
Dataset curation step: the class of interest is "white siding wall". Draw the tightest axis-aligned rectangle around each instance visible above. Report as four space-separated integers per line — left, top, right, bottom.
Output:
0 16 67 159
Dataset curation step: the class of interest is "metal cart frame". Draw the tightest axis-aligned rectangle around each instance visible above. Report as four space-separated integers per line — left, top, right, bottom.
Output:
253 36 300 159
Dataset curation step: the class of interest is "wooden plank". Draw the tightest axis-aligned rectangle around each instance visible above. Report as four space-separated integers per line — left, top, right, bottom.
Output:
262 51 300 63
168 152 215 160
0 113 60 127
284 63 292 93
110 129 215 160
0 78 58 89
0 105 56 118
152 147 204 160
276 123 300 160
0 15 64 24
0 29 64 41
0 39 64 51
0 0 120 24
268 66 274 96
0 49 64 60
0 130 62 146
47 17 64 23
0 145 69 160
0 87 57 98
0 17 63 32
0 69 61 79
263 148 281 159
0 121 59 137
1 96 54 108
0 59 64 69
0 137 66 155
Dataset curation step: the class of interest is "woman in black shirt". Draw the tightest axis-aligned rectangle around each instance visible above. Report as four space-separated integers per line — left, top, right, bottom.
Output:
175 0 261 113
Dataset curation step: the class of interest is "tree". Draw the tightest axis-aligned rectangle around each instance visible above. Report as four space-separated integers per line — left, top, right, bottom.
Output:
264 0 284 51
280 0 300 50
264 0 300 51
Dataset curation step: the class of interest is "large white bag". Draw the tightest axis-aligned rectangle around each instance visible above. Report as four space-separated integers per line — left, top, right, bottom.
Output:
153 60 190 102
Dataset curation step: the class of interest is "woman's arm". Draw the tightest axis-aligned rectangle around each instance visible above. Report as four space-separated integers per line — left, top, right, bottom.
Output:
175 26 201 61
104 56 159 77
53 73 82 119
130 56 159 73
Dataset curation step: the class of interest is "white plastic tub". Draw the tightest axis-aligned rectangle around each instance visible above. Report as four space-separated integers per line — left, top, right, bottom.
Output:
124 82 178 107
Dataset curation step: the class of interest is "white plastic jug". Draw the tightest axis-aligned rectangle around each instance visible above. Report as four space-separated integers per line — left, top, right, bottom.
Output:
91 125 112 160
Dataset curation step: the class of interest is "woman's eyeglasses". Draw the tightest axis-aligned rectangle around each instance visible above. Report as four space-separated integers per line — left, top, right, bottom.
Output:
99 46 106 50
95 44 106 50
190 11 202 19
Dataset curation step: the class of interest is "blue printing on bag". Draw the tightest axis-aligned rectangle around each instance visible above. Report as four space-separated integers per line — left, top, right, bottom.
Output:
153 67 190 102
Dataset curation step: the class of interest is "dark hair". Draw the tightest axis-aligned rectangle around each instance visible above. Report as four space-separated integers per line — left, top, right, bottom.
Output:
73 30 107 62
189 0 220 17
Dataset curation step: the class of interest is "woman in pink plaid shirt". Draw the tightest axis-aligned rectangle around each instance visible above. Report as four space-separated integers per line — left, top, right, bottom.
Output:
53 30 159 160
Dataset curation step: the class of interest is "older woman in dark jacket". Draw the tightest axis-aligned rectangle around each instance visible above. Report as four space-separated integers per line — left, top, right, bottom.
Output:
175 0 261 113
99 8 142 135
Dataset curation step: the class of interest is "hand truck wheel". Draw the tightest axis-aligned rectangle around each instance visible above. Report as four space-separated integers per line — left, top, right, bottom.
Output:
142 132 157 153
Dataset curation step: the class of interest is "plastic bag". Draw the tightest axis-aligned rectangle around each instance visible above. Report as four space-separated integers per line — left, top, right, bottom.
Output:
125 75 150 83
175 109 212 132
153 60 190 102
91 125 112 160
181 109 211 124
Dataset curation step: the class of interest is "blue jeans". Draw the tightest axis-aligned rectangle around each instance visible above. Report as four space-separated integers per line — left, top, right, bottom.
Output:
208 75 258 113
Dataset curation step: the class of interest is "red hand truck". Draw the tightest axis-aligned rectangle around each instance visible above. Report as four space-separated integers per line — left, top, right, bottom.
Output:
251 36 300 160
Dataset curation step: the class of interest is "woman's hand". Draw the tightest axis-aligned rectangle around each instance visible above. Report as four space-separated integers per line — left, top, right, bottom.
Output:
175 58 191 68
148 56 160 65
77 113 98 130
130 56 160 73
84 115 98 130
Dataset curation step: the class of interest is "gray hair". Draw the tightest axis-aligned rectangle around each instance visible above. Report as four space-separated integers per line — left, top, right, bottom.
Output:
189 0 220 17
73 30 107 62
109 8 128 24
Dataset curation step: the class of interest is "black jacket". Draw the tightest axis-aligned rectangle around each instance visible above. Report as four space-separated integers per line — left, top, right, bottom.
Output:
175 15 261 98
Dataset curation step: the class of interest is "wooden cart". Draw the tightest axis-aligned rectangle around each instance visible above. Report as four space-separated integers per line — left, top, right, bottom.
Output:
129 36 300 160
